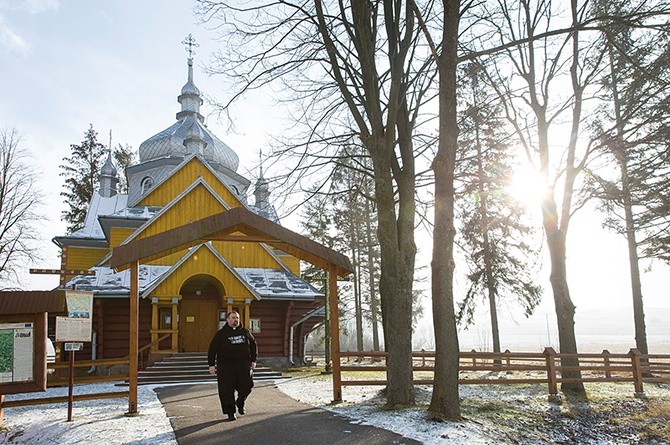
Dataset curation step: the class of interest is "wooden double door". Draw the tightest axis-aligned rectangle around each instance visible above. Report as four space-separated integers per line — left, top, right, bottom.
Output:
180 299 219 352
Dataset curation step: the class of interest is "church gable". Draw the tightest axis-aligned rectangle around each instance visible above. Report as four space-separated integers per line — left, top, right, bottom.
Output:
146 243 259 299
211 240 285 269
136 155 243 208
123 179 230 247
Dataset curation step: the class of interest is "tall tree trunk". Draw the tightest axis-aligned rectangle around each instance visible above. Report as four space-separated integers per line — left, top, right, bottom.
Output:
365 196 381 352
350 209 364 351
429 0 461 420
472 81 501 355
622 170 648 355
373 151 416 407
544 212 583 393
607 45 649 356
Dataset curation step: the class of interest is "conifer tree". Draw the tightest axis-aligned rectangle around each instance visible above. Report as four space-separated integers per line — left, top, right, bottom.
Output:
60 124 106 233
456 63 543 355
113 143 135 194
587 0 670 355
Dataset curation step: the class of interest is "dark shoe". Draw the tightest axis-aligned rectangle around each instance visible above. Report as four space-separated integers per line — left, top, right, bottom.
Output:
236 399 245 415
227 413 237 421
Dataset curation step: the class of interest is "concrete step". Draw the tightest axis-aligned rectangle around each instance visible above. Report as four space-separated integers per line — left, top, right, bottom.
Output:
137 353 284 385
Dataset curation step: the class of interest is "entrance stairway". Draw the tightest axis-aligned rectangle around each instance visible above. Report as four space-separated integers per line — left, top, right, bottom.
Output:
137 352 284 385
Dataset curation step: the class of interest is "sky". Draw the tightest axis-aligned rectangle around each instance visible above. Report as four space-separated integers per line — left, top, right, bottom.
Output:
0 1 668 348
0 0 280 291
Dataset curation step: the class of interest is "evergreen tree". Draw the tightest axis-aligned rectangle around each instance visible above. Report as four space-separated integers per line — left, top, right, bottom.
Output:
113 143 135 194
60 124 106 232
455 62 543 354
587 0 670 355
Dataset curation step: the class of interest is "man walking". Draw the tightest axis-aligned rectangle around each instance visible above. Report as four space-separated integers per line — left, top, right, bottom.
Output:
208 311 257 421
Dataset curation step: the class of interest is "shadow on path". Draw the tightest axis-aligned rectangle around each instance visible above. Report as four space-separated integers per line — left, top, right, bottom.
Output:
156 381 421 445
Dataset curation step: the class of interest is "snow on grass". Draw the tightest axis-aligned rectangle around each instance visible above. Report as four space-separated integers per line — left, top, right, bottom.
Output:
0 382 176 444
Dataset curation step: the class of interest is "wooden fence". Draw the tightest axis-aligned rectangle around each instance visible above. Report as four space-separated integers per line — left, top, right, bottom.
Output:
335 348 670 400
0 333 177 422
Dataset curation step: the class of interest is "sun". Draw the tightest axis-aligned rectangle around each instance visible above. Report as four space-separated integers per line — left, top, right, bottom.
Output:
507 165 549 208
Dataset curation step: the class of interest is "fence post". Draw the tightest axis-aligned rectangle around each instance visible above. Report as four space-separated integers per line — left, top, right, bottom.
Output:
504 349 511 374
471 349 477 367
421 349 426 367
602 350 611 379
543 347 560 403
629 348 645 398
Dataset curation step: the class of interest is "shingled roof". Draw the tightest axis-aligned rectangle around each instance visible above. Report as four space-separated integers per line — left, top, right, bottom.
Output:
0 290 68 315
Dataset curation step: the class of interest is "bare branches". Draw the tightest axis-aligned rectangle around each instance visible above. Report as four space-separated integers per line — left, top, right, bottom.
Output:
0 127 43 286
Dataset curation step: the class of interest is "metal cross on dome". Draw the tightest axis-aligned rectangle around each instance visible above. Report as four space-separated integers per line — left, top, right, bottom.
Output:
182 34 199 58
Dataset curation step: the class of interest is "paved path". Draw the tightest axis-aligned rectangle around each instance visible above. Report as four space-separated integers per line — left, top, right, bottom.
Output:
155 381 422 445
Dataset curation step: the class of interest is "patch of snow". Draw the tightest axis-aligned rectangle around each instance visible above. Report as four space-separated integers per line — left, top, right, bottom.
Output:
2 375 669 444
1 383 176 444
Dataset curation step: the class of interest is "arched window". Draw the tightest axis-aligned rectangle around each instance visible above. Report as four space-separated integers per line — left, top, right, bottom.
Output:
141 176 154 195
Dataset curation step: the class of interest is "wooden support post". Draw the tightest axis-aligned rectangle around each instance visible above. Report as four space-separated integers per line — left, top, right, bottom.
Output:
171 297 179 352
329 266 342 403
544 347 560 402
67 350 75 421
244 298 251 329
629 348 645 398
150 298 159 352
602 350 611 379
127 260 139 415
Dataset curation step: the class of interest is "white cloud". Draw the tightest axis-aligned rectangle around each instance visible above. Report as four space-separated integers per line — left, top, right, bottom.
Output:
0 13 29 55
0 0 59 14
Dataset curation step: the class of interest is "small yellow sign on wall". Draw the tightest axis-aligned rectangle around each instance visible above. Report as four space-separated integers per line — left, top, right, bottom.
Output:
186 316 195 322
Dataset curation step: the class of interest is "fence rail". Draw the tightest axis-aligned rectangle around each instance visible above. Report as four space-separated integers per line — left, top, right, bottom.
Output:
335 348 670 399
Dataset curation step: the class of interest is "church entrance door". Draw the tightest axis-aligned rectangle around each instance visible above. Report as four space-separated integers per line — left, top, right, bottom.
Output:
180 299 219 352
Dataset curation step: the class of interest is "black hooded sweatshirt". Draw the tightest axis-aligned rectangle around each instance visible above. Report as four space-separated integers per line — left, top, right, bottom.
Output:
208 324 258 367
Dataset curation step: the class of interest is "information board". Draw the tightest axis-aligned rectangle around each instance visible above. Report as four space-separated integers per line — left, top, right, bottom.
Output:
0 322 34 384
55 290 93 342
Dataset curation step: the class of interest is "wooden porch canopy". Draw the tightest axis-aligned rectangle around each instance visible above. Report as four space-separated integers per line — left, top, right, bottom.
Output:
110 206 353 276
109 206 353 414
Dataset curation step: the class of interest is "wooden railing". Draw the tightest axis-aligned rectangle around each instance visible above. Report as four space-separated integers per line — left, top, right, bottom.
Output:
335 348 670 400
133 333 171 369
2 335 172 413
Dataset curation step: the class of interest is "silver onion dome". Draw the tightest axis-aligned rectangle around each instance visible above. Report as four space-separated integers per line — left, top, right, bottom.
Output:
137 56 239 172
100 150 117 176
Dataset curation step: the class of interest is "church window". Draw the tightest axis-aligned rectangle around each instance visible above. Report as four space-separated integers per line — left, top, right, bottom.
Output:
141 176 154 194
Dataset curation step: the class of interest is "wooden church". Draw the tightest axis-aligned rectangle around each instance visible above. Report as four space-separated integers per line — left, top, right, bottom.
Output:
51 47 335 369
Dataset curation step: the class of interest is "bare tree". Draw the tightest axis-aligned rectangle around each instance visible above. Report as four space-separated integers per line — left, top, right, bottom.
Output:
473 0 670 393
196 0 438 406
476 0 605 394
0 128 42 287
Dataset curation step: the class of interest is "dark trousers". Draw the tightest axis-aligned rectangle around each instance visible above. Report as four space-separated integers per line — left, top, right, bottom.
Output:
216 361 254 415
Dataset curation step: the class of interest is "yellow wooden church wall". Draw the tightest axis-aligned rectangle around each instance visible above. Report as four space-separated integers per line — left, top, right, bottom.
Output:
137 158 243 209
148 246 254 298
109 227 136 248
278 254 301 275
133 184 228 241
66 246 109 270
212 240 282 269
